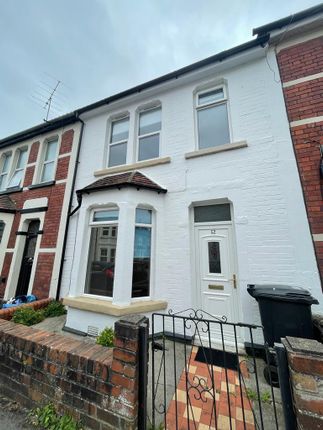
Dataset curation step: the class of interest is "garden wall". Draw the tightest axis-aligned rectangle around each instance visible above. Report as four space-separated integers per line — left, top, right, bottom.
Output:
283 336 323 429
0 298 52 320
0 314 147 430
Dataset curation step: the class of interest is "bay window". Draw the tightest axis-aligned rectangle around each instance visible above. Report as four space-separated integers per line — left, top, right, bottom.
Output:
84 208 119 297
138 107 161 161
196 87 230 149
132 208 152 297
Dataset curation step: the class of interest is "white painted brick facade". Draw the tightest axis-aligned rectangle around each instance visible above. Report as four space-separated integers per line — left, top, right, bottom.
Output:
61 47 322 337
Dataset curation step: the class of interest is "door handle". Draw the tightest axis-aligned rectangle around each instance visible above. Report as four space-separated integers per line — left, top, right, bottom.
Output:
230 274 237 289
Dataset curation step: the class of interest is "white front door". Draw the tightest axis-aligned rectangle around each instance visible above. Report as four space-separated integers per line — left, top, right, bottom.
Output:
195 224 240 345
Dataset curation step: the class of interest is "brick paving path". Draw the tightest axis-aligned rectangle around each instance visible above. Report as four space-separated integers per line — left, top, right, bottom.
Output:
166 347 255 430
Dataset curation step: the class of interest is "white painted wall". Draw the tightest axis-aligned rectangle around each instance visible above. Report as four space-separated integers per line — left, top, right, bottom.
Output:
61 47 322 336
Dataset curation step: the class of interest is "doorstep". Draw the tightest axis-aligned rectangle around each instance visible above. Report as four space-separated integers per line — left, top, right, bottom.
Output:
63 296 168 317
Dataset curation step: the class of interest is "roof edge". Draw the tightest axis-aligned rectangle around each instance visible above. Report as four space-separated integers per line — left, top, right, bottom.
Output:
0 33 270 148
253 4 323 36
0 112 79 148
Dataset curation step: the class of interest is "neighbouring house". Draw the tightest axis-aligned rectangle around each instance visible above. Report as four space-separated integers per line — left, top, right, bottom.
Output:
59 5 323 342
253 5 323 284
0 115 82 300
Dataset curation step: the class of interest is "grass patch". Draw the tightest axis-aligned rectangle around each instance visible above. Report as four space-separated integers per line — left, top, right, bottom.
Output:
43 301 67 318
12 307 45 326
28 403 82 430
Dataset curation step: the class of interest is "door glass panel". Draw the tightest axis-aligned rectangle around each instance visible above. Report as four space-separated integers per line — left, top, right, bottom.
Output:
194 204 231 222
208 242 221 273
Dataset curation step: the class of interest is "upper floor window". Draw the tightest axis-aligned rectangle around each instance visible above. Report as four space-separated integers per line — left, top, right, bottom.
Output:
138 107 161 161
0 153 12 191
196 87 230 149
0 221 5 243
108 117 129 167
85 208 119 297
7 148 28 188
40 138 59 183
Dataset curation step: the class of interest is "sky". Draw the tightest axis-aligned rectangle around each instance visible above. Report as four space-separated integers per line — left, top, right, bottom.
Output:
0 0 319 138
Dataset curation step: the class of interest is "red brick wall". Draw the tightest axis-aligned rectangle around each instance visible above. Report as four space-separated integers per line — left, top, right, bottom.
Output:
0 252 13 298
28 141 40 164
0 126 76 299
283 337 323 429
59 130 74 154
32 253 55 299
277 37 323 82
277 36 323 287
0 315 145 429
55 156 70 181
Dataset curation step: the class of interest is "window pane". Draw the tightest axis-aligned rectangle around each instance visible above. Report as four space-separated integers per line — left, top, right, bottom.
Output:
0 221 5 243
0 174 7 190
2 154 11 173
139 108 161 135
17 149 28 169
111 118 129 143
108 142 127 167
45 139 58 162
132 226 151 297
84 226 117 297
7 169 23 188
138 134 159 161
93 209 119 222
197 103 230 149
136 208 152 224
41 161 55 182
198 89 224 105
208 242 221 273
194 204 231 222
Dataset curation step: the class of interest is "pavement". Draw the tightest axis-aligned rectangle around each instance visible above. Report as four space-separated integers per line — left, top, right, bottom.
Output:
0 396 33 430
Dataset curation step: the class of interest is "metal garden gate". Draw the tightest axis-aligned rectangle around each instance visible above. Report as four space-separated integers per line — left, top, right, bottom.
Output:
147 309 281 430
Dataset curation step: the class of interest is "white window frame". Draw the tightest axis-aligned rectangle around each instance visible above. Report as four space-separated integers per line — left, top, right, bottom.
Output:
0 152 12 191
195 85 231 150
136 105 162 162
83 207 120 298
7 147 28 189
107 115 129 168
39 136 59 184
132 207 154 299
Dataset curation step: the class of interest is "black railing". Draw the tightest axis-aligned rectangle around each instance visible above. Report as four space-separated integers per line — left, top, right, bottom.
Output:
148 309 281 430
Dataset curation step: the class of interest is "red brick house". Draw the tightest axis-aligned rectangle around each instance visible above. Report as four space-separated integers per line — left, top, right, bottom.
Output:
0 114 82 300
254 4 323 287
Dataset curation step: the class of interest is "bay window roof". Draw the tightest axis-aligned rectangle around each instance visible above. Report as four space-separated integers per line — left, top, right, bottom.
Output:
78 171 167 195
0 195 16 213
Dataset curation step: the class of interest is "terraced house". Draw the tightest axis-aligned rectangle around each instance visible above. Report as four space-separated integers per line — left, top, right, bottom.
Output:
0 116 82 300
59 5 323 340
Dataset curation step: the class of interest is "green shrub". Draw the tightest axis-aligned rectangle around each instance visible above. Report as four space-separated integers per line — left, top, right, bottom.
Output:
96 327 115 347
43 301 67 318
28 403 82 430
12 307 45 326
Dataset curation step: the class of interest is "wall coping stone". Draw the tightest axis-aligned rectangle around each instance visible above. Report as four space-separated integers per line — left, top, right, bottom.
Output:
283 336 323 356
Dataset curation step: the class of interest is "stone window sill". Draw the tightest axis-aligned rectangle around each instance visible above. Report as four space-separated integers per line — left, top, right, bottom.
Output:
28 180 55 190
185 141 248 159
0 187 23 195
63 296 168 316
94 156 171 177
